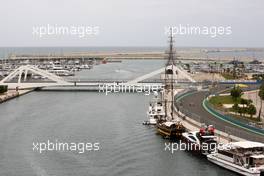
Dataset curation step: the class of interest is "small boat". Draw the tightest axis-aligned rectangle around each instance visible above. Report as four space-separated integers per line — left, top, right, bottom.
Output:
207 141 264 176
182 124 217 155
80 64 91 69
156 120 185 139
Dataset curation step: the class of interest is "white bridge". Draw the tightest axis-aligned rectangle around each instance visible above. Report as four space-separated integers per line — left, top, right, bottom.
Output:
0 65 196 90
0 65 71 89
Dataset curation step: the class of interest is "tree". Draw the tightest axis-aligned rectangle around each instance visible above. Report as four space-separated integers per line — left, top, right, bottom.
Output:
240 98 252 107
258 83 264 120
186 64 190 72
0 85 8 94
230 86 243 102
220 63 223 73
232 103 239 115
237 107 243 116
240 98 248 108
247 104 257 118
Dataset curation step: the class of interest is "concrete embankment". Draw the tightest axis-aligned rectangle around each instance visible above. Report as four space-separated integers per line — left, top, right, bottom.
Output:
177 110 245 144
0 89 33 103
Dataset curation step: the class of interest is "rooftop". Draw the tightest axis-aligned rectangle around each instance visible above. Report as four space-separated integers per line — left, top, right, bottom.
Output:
251 154 264 159
230 141 264 149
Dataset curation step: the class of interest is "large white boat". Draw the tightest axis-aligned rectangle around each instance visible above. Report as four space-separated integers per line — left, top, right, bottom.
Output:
143 92 166 125
207 141 264 176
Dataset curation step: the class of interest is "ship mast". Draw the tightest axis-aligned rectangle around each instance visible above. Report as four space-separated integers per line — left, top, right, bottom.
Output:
164 28 177 120
166 29 176 66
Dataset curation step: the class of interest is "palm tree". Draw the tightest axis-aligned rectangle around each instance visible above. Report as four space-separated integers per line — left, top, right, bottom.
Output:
240 98 249 117
231 86 242 102
220 63 223 73
258 83 264 121
247 104 256 118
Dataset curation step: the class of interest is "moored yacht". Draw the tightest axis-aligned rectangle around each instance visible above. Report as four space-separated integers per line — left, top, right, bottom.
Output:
207 141 264 176
182 124 217 155
48 69 74 76
143 92 166 125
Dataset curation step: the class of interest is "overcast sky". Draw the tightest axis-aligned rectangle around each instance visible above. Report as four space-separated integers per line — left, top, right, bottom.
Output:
0 0 263 47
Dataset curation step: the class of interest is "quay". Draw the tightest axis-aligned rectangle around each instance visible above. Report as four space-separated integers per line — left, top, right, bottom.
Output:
0 89 33 103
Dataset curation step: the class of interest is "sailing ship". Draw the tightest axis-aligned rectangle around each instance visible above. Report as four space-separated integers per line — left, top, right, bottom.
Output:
156 29 185 139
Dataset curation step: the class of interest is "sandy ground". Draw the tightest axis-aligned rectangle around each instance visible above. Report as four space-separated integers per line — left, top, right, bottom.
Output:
191 72 225 82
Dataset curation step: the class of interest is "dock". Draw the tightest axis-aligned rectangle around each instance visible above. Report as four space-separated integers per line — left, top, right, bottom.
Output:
0 89 33 103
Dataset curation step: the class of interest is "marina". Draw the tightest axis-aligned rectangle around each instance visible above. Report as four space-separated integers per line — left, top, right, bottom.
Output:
1 52 264 175
2 0 264 175
1 35 264 176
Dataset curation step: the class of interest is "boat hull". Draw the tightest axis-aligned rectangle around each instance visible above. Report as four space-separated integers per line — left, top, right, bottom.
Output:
157 123 185 139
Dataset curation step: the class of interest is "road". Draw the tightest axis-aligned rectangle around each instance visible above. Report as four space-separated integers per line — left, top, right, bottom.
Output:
176 84 264 142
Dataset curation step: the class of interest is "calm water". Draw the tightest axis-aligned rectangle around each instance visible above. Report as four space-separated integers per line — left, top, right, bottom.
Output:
0 60 238 176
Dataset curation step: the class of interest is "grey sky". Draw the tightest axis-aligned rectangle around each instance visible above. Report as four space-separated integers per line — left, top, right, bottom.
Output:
0 0 263 47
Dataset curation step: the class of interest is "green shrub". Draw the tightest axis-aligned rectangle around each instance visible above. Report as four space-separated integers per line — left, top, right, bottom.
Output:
0 85 8 94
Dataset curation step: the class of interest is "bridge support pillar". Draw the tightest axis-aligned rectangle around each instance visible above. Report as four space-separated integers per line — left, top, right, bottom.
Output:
18 68 22 84
24 69 28 81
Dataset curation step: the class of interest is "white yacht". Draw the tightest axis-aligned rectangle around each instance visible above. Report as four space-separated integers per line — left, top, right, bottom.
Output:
143 92 166 125
48 69 74 76
182 124 217 155
207 141 264 176
48 63 74 76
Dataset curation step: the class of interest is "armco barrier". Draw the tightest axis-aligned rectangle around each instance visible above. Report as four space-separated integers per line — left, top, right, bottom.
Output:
175 89 197 102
